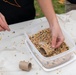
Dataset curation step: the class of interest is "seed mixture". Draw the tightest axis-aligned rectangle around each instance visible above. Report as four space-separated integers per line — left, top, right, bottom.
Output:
29 28 69 57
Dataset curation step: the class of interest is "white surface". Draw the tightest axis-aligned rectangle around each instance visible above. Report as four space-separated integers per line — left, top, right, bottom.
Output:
57 10 76 42
0 10 76 75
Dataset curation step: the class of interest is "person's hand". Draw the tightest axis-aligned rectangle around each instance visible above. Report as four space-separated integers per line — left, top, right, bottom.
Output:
0 13 10 31
37 0 64 48
51 24 64 48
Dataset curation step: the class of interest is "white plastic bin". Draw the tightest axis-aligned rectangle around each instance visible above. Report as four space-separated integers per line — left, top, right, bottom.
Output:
24 20 76 71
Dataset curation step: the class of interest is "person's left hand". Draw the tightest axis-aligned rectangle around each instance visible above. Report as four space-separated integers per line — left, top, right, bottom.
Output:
0 13 10 31
51 24 64 48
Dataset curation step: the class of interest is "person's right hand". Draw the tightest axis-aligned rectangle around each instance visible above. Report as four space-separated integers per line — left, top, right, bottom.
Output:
0 13 10 31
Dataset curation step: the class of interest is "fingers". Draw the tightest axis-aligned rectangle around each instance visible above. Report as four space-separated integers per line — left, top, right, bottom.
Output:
0 13 10 31
0 13 7 24
51 35 57 48
55 37 64 48
52 34 64 48
0 26 5 31
0 18 9 31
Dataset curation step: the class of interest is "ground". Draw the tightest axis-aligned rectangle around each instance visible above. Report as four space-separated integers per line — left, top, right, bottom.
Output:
34 0 65 18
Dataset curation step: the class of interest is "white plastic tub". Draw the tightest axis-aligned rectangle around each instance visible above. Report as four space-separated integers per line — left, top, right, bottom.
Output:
24 20 76 71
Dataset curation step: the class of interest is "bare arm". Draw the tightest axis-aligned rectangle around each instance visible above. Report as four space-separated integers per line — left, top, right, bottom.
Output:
37 0 57 26
37 0 64 48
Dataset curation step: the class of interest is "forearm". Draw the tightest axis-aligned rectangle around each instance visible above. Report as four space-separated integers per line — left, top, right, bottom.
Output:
37 0 59 27
37 0 64 48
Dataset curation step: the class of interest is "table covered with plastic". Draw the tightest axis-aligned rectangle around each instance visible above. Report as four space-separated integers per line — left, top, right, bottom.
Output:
0 10 76 75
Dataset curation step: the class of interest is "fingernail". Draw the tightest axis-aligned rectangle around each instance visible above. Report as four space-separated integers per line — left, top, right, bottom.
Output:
52 45 55 48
